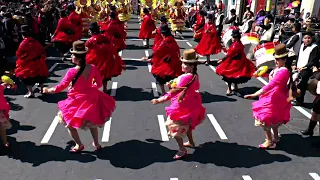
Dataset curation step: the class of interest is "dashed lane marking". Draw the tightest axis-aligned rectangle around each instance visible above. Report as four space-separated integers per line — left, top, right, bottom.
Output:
118 51 122 56
242 175 253 180
207 114 228 140
41 116 60 144
186 42 192 47
101 118 112 142
48 63 59 72
310 173 320 180
110 82 118 97
145 50 149 57
151 82 159 97
170 178 178 180
148 63 152 72
157 115 169 141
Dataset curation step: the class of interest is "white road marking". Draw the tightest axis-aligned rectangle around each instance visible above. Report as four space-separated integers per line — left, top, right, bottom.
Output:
242 175 253 180
151 82 159 97
101 118 112 142
121 58 218 62
143 40 146 46
145 50 149 57
207 114 228 140
41 116 60 144
128 38 187 42
186 42 192 47
110 82 118 97
157 115 169 141
257 77 312 119
148 63 152 72
310 173 320 180
48 63 59 72
170 178 178 180
118 51 122 56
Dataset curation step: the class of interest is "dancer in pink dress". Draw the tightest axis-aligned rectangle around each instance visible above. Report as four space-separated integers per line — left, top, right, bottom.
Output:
151 49 206 159
245 44 295 148
0 76 14 150
43 41 116 152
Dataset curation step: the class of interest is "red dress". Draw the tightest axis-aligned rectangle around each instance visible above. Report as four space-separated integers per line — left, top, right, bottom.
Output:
152 26 163 51
15 37 49 80
216 41 256 84
68 11 83 41
52 17 75 45
85 34 125 81
151 36 182 80
138 14 156 39
101 19 126 51
193 13 205 40
195 23 221 56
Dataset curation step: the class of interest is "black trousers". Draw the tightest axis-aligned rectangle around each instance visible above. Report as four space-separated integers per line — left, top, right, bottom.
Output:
297 69 313 103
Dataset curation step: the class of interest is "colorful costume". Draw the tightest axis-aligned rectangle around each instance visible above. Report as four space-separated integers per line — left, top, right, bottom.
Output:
138 13 156 39
157 0 169 19
194 22 221 55
193 11 205 41
151 36 182 84
116 0 132 22
140 0 158 20
52 16 76 53
216 40 256 84
164 73 205 137
0 84 11 130
68 9 83 41
85 34 125 81
101 16 126 51
169 0 186 32
252 67 291 128
54 65 116 129
15 37 49 85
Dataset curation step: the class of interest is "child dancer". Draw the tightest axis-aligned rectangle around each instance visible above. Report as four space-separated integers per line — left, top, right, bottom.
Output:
43 41 116 152
0 75 14 150
151 49 206 159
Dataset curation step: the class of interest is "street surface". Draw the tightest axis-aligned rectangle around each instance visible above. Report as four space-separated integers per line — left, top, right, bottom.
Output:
1 16 320 180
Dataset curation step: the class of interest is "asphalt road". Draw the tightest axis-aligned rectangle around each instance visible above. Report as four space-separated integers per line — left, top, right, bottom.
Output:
1 15 320 180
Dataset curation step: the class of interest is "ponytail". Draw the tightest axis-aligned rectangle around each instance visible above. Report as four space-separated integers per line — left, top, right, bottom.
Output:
72 54 86 87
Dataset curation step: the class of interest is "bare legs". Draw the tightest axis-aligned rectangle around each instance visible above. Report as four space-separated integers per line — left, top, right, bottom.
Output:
226 82 239 95
67 126 101 151
173 127 195 159
24 83 44 98
0 123 8 147
260 127 280 148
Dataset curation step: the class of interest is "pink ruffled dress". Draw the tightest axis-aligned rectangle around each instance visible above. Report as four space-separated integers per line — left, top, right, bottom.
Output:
54 65 116 130
0 85 11 129
164 73 206 137
252 67 291 128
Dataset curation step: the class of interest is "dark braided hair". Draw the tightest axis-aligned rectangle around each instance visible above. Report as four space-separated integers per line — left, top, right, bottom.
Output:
71 54 86 87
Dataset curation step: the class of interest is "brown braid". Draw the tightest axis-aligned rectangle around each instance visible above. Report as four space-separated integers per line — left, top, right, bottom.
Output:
168 63 198 103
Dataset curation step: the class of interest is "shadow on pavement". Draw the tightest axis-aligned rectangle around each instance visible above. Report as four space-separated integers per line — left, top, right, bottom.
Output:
125 66 138 70
200 91 236 103
115 86 153 101
124 60 147 67
7 119 35 135
4 97 23 111
0 138 96 167
38 92 67 103
184 141 291 168
276 134 320 157
125 44 147 50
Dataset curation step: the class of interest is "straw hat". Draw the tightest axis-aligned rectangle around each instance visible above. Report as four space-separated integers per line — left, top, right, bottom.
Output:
70 41 88 54
181 49 198 63
274 44 289 59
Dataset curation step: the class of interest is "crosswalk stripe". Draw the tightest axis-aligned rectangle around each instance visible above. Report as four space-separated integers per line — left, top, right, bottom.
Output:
110 82 118 97
101 118 112 142
157 115 169 141
242 175 253 180
148 63 152 72
207 114 228 140
310 173 320 180
186 42 192 47
118 51 122 56
41 116 60 144
48 63 59 72
170 178 178 180
145 50 149 57
151 82 159 97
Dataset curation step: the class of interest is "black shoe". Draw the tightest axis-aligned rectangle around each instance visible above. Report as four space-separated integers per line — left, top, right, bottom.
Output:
300 120 317 136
